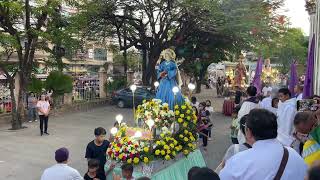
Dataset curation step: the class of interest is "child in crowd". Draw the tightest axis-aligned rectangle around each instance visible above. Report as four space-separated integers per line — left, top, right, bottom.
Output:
198 102 212 150
191 96 200 108
84 159 104 180
230 106 240 144
205 100 214 140
121 163 134 180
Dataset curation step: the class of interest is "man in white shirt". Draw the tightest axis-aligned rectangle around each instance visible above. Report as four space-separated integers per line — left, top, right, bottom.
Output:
37 95 50 136
262 85 272 97
220 109 307 180
277 88 297 146
294 85 304 100
260 91 272 109
41 147 82 180
237 86 260 144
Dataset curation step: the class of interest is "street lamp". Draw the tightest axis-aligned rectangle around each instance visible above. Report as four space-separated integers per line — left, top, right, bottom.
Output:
130 84 137 124
188 83 196 98
154 81 159 91
172 86 179 132
146 119 155 130
115 114 123 125
134 131 142 138
110 127 118 136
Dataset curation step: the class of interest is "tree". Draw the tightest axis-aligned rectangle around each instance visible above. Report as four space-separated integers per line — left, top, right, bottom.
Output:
79 0 224 85
80 0 286 87
0 0 76 129
113 49 142 71
273 28 308 73
27 76 43 95
176 0 286 92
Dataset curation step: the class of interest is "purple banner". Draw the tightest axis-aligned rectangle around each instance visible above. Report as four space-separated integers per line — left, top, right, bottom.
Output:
252 57 263 94
303 35 315 98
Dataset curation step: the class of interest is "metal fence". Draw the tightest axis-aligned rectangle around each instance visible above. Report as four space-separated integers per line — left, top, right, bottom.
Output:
0 84 12 114
73 78 100 101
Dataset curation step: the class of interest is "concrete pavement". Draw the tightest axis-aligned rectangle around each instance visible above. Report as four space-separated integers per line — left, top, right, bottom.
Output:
0 87 231 180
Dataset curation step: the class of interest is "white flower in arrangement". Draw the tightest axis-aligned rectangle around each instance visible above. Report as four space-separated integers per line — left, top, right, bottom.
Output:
155 118 160 122
162 127 169 133
168 110 175 116
162 103 169 107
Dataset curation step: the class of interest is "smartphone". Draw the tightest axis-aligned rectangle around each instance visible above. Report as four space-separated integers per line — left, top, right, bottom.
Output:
297 99 319 112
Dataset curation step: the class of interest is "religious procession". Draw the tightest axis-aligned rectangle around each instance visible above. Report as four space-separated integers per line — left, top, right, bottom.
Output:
1 0 320 180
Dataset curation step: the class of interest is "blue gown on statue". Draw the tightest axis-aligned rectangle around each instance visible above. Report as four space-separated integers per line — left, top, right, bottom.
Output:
156 60 184 109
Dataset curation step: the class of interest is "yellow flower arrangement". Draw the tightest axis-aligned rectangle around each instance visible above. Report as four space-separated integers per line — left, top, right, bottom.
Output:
181 105 186 110
179 134 184 138
180 114 185 118
143 157 149 164
183 122 188 127
184 137 189 142
172 151 177 156
144 147 149 153
183 150 189 155
164 145 170 150
186 110 191 114
155 150 160 155
167 149 171 154
184 130 189 134
178 118 183 123
133 157 140 164
175 110 180 116
165 155 171 160
127 158 132 164
161 150 166 155
119 154 124 160
156 141 161 145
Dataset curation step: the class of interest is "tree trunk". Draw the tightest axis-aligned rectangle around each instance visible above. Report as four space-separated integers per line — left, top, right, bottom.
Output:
195 78 201 93
123 48 128 74
142 48 148 85
8 77 22 130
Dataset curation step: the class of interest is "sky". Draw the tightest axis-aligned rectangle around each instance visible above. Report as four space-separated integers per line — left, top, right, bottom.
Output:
283 0 310 35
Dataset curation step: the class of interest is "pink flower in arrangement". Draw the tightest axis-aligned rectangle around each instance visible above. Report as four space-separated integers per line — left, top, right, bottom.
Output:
108 151 112 156
115 152 119 157
128 141 132 145
135 144 139 148
122 156 127 161
136 153 140 158
130 153 134 158
117 143 121 147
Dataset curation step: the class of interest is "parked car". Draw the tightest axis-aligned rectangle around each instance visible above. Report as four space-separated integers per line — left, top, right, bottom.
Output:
112 86 155 108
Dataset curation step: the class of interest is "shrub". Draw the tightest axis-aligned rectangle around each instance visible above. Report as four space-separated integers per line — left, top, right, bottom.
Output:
104 77 127 94
27 76 43 95
45 71 73 96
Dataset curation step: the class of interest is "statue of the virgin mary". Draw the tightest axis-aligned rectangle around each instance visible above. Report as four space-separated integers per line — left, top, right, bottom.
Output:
156 49 184 109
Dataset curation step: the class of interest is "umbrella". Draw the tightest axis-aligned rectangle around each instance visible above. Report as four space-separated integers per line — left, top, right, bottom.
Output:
289 61 298 96
252 57 263 94
303 35 315 98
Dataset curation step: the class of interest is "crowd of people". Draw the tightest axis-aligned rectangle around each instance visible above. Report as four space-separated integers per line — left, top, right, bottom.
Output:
217 84 320 180
38 83 320 180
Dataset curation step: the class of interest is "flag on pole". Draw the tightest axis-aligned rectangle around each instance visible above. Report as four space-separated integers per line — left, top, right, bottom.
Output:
303 35 315 98
252 57 263 94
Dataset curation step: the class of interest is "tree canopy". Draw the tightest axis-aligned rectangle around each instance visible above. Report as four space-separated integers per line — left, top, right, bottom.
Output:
77 0 286 85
